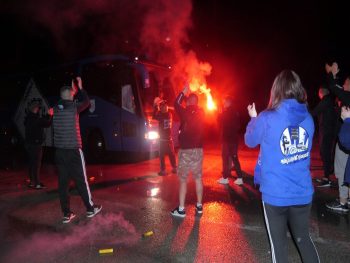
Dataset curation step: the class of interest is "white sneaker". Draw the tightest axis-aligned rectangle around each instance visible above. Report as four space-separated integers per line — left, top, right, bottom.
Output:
234 178 243 185
217 177 229 184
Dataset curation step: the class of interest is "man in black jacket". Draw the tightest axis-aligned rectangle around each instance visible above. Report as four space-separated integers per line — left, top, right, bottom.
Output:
217 96 243 185
24 99 53 189
53 77 102 223
171 85 204 218
311 87 337 187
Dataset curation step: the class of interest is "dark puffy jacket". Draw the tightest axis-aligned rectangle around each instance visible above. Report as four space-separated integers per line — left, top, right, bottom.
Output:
53 89 90 149
174 92 204 149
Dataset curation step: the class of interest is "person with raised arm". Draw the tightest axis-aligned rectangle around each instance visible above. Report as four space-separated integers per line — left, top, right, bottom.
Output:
171 84 205 217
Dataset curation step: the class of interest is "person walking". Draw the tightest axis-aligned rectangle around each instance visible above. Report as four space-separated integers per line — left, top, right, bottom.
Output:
245 70 320 262
24 98 53 189
217 96 243 185
171 85 204 217
53 77 102 224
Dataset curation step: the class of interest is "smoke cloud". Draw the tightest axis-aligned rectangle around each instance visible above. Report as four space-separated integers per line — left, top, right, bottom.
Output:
3 213 139 263
4 0 213 98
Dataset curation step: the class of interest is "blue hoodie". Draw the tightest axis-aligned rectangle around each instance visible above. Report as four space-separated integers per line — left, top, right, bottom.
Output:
245 99 314 206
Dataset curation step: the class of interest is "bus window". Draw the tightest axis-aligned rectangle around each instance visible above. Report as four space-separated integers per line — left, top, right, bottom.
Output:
82 63 122 107
121 84 136 114
82 62 142 115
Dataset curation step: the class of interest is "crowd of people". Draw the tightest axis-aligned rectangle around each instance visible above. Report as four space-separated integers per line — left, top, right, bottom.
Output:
23 62 350 262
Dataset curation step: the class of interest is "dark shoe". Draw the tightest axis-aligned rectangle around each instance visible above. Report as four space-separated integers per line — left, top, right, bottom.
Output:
158 170 167 176
27 183 35 189
195 204 203 214
326 200 349 213
170 207 186 218
62 212 76 224
34 183 47 190
171 168 177 174
317 179 331 188
86 205 102 218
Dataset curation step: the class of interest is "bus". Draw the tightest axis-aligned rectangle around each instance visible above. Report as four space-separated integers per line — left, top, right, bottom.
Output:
30 54 179 161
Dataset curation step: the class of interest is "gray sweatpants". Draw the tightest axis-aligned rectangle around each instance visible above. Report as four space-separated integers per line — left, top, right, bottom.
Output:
334 143 349 199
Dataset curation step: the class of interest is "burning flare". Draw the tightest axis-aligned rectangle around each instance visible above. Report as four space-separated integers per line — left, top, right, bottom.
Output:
189 78 217 111
182 53 217 111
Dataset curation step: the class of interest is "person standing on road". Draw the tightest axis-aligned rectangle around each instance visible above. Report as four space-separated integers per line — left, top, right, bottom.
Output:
24 99 53 189
338 106 350 186
324 62 350 213
217 96 243 185
171 85 204 217
53 77 102 224
245 70 320 262
311 87 337 187
153 98 177 176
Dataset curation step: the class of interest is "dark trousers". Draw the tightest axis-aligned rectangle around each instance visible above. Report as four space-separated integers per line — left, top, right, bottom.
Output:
159 139 176 171
25 143 43 185
319 132 336 179
222 140 242 179
55 148 94 215
263 202 320 263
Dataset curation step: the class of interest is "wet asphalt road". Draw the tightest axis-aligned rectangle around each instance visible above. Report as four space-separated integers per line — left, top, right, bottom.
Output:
0 144 349 263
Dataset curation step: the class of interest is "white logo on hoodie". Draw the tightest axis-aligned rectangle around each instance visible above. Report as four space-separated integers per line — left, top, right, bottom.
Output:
280 126 309 164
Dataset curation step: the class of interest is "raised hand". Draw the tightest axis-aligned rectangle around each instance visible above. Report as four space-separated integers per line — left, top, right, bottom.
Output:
341 106 350 120
76 76 83 90
247 103 257 118
330 62 339 77
48 108 54 116
182 83 190 96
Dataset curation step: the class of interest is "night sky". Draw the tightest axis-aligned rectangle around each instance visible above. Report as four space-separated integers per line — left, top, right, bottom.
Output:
1 0 350 108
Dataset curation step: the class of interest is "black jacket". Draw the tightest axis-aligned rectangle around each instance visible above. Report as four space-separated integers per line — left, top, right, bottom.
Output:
24 112 52 145
311 94 337 135
174 92 204 149
218 106 240 143
327 73 350 106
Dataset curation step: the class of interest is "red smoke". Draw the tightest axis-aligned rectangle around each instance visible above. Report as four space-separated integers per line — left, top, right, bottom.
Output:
140 0 216 110
5 0 216 108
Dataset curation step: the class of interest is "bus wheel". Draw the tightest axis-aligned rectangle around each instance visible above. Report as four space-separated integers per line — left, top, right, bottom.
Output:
87 131 106 163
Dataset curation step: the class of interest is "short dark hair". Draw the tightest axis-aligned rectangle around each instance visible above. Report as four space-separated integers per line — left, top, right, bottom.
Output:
187 93 198 105
224 95 234 103
28 97 42 108
60 85 72 93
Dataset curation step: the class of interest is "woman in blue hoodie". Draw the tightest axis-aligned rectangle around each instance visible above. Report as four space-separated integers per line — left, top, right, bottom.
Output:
245 70 320 263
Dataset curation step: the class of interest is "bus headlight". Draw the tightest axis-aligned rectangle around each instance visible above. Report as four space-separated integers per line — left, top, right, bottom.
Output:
145 131 159 140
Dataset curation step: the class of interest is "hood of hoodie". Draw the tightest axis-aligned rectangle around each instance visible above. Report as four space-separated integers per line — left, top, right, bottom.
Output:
276 99 308 126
